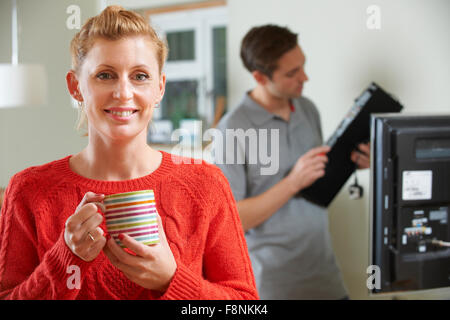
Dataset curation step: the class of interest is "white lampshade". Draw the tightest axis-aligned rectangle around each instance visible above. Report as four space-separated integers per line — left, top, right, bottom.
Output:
0 64 47 108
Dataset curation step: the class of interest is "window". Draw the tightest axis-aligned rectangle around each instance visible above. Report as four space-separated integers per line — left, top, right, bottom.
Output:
147 6 228 145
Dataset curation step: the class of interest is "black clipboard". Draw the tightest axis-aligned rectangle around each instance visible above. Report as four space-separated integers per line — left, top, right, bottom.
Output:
298 82 403 207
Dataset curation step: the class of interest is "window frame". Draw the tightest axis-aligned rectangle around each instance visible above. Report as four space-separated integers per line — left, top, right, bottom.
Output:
149 6 228 126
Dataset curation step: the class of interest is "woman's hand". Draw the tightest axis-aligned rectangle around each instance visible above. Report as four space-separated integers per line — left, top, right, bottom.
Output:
64 192 107 262
103 213 177 293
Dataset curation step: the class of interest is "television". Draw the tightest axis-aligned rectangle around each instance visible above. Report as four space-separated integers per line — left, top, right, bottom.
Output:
370 114 450 294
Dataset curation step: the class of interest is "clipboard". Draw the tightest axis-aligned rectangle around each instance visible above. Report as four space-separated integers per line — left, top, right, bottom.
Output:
298 82 403 207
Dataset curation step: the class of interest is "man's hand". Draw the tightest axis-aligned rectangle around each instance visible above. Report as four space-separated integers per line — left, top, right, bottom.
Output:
286 145 330 193
351 143 370 169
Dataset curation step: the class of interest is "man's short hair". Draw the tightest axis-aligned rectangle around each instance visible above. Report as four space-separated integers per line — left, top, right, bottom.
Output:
240 24 298 79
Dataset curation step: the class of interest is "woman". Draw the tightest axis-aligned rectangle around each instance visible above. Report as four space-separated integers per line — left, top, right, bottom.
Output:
0 6 258 300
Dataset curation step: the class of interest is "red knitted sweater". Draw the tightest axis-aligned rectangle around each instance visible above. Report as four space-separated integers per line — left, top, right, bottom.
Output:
0 151 258 300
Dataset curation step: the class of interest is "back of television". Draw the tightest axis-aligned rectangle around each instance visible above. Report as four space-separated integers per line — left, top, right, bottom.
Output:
369 114 450 298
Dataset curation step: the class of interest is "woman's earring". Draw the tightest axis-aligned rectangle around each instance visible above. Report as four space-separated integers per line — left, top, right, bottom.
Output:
77 101 84 109
154 102 160 108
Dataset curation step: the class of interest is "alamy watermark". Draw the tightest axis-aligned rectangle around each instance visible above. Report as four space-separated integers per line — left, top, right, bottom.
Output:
66 5 81 30
66 265 81 289
366 5 381 30
168 127 280 176
366 265 381 290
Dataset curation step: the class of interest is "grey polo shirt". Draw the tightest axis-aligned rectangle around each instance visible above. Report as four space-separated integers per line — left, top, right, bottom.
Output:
214 93 348 299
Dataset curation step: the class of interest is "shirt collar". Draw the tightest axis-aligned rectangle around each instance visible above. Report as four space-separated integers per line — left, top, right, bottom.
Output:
241 92 280 126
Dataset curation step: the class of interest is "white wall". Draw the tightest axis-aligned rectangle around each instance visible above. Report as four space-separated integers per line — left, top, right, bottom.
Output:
106 0 213 10
227 0 450 299
0 0 104 188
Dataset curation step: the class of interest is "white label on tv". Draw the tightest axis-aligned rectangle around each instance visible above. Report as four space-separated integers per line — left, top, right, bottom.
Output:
402 170 432 200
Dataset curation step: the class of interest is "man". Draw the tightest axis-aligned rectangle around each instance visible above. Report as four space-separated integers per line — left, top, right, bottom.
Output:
214 25 370 299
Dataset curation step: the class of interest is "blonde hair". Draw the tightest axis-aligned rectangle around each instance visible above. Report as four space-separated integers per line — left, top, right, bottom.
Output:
70 6 168 132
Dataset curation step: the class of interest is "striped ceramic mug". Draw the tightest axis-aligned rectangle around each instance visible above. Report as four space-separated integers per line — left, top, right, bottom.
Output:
104 190 159 247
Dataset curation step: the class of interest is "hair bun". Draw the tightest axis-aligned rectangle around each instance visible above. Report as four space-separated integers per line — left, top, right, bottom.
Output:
106 5 124 13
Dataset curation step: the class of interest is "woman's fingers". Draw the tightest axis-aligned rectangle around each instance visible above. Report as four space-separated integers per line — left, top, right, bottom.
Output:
67 209 103 243
67 194 105 232
86 228 107 253
81 212 104 233
155 212 167 244
104 237 140 271
115 233 153 259
65 204 95 233
104 232 176 292
85 226 105 243
76 192 105 211
64 192 107 262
